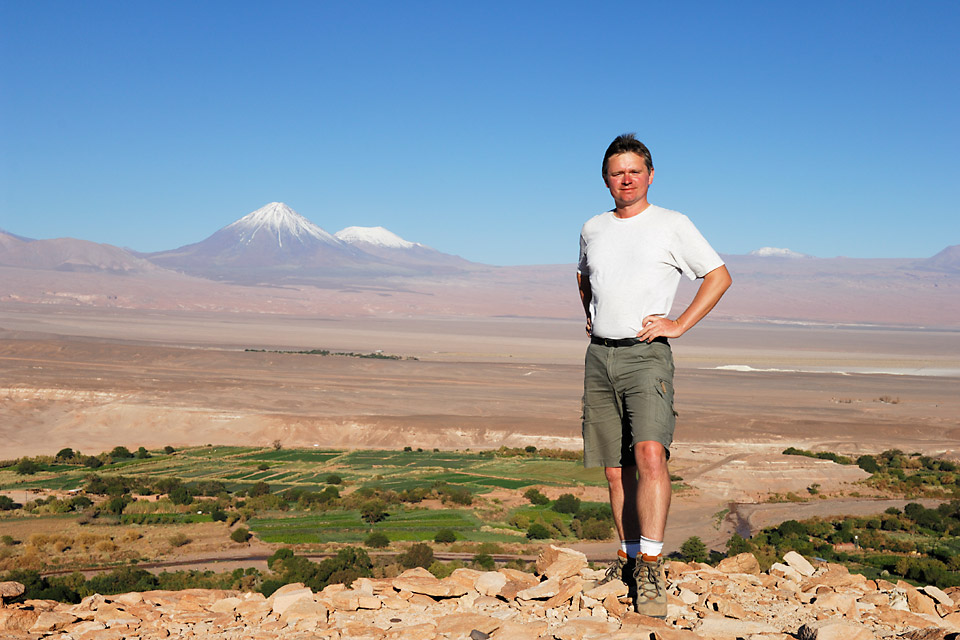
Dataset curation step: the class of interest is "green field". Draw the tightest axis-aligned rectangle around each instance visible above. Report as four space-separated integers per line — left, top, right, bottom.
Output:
0 445 607 546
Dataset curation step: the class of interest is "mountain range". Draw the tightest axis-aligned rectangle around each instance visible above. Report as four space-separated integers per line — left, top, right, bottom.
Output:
1 202 958 326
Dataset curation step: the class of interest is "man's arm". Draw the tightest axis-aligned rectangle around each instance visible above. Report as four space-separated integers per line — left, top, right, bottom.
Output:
577 272 592 336
637 265 732 342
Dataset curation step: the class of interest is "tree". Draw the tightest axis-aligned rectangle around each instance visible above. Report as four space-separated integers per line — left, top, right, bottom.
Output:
272 440 282 451
249 482 271 497
365 532 389 548
679 536 708 563
163 446 175 454
434 529 457 543
725 533 752 556
857 455 880 474
325 474 343 485
15 459 39 475
527 523 551 540
135 447 151 459
83 456 103 468
109 446 134 460
552 493 581 514
523 488 549 506
55 448 75 461
169 486 194 505
399 543 434 569
473 553 495 570
231 527 252 543
360 500 388 524
0 496 18 511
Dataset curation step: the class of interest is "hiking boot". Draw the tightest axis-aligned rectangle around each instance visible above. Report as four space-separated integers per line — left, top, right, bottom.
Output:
599 551 635 589
633 553 667 618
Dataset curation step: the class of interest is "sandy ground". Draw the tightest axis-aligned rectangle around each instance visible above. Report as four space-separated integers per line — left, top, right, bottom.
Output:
1 303 958 558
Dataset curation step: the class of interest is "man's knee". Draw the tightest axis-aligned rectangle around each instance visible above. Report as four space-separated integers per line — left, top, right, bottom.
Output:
604 466 624 487
634 441 667 473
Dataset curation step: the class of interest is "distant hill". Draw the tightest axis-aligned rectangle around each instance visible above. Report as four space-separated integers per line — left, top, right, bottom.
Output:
0 230 162 274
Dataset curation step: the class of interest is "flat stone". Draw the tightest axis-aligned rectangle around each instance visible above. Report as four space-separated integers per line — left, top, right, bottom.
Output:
552 618 620 640
907 589 941 616
0 582 26 600
696 615 779 637
383 622 438 640
28 610 79 632
93 604 141 626
447 568 484 591
475 571 507 598
436 612 501 635
517 577 561 600
536 545 588 581
544 577 584 609
488 619 548 640
271 588 315 615
716 552 761 575
797 620 877 640
923 585 956 607
783 551 816 577
584 579 627 600
392 577 468 598
769 562 803 582
280 596 328 625
209 596 241 613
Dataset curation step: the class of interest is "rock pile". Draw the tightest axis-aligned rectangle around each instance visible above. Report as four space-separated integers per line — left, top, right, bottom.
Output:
2 546 959 639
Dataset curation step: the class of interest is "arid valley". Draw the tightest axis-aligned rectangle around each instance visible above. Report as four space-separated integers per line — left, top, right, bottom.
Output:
2 301 958 557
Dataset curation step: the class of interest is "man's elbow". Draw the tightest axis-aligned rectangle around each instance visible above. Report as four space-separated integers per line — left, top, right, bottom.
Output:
710 265 733 292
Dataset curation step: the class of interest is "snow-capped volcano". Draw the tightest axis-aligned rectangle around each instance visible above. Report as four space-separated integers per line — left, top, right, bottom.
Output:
335 226 418 249
227 202 340 248
142 202 478 282
145 202 362 275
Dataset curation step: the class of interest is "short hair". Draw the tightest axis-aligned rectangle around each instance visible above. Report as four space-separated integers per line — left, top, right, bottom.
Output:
602 133 653 176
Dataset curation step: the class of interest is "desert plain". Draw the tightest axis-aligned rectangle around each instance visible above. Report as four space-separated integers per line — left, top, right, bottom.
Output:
1 301 958 556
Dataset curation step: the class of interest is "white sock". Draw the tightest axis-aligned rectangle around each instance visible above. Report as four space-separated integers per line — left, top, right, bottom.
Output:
640 536 663 557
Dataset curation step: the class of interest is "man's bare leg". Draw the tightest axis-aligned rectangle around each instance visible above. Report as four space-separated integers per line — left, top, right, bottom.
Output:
604 466 640 541
634 440 671 541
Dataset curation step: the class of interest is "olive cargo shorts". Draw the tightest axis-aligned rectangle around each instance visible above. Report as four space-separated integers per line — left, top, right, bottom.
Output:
581 340 676 468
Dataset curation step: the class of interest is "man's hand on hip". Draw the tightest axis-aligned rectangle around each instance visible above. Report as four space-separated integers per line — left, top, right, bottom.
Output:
637 315 683 342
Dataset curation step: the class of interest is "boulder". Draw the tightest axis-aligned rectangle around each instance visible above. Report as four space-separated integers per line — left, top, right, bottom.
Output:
0 582 26 601
716 552 761 575
783 551 816 577
536 545 588 581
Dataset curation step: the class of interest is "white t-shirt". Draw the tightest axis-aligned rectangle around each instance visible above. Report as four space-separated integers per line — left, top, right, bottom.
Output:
578 205 724 340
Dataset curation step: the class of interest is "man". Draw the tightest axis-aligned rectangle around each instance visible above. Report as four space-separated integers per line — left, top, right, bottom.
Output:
577 134 731 618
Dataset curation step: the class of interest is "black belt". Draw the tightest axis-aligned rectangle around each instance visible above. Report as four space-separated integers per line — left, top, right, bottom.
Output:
591 335 669 347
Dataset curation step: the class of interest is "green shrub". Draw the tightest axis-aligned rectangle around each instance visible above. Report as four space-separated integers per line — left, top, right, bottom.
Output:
249 482 271 497
14 459 39 475
434 529 457 543
552 493 581 514
231 527 251 543
399 543 434 569
473 553 495 570
168 533 191 548
527 523 551 540
365 532 389 548
523 488 549 506
679 536 707 563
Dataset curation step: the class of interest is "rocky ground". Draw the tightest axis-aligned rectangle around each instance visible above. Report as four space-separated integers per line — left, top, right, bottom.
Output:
2 547 959 640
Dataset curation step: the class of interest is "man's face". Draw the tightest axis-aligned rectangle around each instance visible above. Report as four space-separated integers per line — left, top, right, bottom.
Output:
603 152 654 210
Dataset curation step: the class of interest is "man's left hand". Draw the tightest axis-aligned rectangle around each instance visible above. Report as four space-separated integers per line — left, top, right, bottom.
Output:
637 315 683 342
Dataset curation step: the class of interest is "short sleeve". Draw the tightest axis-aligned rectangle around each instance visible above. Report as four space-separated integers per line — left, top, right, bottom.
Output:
670 215 724 280
577 231 590 275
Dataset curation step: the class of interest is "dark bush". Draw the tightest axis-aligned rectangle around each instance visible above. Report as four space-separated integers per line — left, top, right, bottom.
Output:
552 493 581 514
365 532 389 548
527 523 551 540
230 527 251 543
399 543 434 569
15 459 39 475
523 488 549 506
249 482 271 497
473 553 496 570
434 529 457 543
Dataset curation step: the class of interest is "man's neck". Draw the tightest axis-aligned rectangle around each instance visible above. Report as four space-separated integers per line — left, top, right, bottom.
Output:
613 201 652 219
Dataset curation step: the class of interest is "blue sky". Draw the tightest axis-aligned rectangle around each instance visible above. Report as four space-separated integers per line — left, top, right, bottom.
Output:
1 1 957 265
